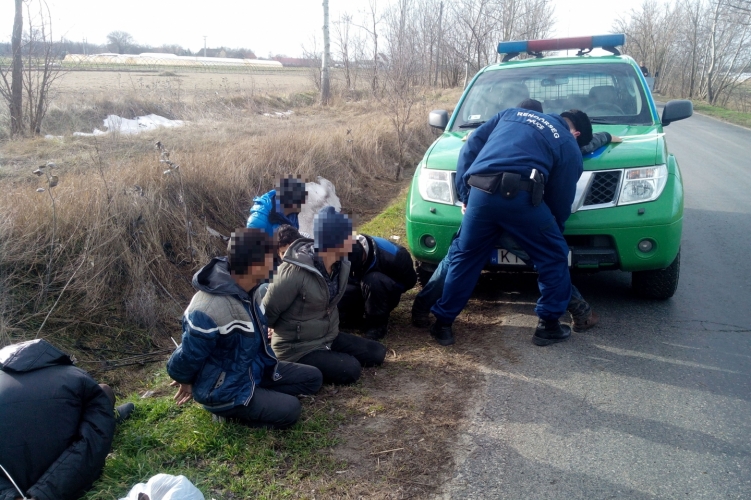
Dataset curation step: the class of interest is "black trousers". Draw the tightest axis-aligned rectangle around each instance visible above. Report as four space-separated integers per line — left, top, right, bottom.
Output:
297 332 387 385
339 272 404 326
214 361 322 429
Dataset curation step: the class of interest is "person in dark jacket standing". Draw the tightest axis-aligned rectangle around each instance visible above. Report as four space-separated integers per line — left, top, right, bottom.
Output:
430 108 593 347
0 339 133 500
167 228 322 429
246 176 308 236
263 207 387 385
339 233 417 340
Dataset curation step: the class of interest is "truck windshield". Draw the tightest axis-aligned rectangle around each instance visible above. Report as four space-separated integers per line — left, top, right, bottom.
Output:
452 62 653 130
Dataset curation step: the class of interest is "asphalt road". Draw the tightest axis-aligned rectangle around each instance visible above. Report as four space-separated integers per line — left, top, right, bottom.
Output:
441 110 751 499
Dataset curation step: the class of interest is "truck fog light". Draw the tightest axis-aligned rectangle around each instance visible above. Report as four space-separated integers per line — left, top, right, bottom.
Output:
422 235 437 248
638 239 654 253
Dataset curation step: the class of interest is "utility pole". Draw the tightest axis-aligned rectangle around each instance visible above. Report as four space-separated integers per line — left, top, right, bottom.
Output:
203 36 207 57
10 0 23 138
321 0 331 105
434 1 443 87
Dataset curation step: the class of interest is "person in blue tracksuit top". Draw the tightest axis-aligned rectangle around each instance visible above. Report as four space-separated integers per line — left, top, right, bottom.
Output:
429 107 593 347
246 177 308 236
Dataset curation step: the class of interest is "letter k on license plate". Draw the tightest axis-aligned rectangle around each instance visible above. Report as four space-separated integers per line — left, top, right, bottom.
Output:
489 249 573 266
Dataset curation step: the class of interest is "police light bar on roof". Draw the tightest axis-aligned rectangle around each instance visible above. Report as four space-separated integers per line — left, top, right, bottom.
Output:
497 34 626 62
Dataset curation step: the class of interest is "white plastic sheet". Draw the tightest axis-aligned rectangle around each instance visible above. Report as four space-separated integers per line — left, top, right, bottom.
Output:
298 177 342 236
119 474 204 500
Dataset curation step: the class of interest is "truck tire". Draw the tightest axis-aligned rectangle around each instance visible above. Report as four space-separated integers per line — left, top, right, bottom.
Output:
631 249 680 299
415 261 435 288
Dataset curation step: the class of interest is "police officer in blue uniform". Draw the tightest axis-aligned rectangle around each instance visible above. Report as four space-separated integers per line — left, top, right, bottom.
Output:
429 107 592 347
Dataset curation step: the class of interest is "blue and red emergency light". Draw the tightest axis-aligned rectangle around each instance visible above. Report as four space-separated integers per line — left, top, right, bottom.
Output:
497 34 626 62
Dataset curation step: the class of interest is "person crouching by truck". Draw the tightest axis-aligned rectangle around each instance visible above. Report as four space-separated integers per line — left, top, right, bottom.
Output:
338 233 417 340
247 176 308 236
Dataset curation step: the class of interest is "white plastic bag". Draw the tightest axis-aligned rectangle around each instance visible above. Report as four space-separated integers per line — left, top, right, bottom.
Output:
119 474 204 500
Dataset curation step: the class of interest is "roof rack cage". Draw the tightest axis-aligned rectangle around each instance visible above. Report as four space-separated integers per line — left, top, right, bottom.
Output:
498 34 626 62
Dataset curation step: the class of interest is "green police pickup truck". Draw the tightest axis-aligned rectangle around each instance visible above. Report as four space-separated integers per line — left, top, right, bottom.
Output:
405 34 693 299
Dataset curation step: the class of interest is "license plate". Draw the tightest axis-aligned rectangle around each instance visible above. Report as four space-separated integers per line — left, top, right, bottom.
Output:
492 249 527 265
489 249 573 266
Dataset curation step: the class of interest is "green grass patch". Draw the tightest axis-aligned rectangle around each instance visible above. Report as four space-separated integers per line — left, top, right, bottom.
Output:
692 102 751 128
85 372 342 499
359 187 409 249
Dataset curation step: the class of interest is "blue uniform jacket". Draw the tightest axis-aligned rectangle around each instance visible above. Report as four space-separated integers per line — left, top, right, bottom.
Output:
246 189 299 235
166 257 280 412
455 108 583 231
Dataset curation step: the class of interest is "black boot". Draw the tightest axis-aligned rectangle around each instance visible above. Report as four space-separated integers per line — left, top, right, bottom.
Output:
411 306 431 328
430 320 455 346
533 319 571 346
115 402 135 424
364 315 389 340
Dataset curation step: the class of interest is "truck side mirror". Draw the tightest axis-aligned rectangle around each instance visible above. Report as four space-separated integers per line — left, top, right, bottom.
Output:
428 110 449 130
662 100 693 126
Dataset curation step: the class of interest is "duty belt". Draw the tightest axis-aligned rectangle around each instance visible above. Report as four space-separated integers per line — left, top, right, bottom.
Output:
467 171 544 206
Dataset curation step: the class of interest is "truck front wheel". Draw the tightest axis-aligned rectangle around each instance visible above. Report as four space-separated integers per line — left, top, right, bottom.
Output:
631 249 680 299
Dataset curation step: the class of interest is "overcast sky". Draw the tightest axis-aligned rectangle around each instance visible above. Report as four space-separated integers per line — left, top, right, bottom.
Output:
1 0 650 57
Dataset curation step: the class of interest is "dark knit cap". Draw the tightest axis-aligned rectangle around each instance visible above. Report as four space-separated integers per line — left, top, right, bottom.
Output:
313 206 352 251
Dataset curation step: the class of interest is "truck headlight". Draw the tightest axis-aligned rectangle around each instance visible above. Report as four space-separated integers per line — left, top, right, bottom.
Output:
617 164 668 205
418 166 454 205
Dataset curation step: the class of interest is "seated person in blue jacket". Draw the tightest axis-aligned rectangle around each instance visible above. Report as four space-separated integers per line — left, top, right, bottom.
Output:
246 176 308 235
411 100 617 336
167 227 323 429
339 233 417 340
263 207 387 385
0 339 134 500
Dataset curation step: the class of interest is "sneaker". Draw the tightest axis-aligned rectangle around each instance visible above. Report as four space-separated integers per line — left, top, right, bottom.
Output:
115 402 135 424
411 308 431 328
212 414 227 424
533 319 571 346
364 324 388 340
572 310 599 332
430 320 455 346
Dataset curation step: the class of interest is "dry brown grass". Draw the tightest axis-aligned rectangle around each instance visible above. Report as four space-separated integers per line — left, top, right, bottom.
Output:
0 75 461 364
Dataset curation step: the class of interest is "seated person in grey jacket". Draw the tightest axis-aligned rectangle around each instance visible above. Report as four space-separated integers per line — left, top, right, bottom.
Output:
263 207 387 385
0 339 133 500
167 228 323 429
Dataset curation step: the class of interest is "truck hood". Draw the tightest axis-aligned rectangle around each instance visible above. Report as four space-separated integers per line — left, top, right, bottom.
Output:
424 125 666 171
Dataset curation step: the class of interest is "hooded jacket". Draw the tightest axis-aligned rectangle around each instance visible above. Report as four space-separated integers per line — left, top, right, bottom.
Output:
246 189 299 236
0 339 115 500
166 257 280 412
455 107 583 232
263 239 351 362
349 234 417 292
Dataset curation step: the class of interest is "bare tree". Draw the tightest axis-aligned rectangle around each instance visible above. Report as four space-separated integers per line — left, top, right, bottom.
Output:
321 0 332 105
23 1 64 135
106 30 134 54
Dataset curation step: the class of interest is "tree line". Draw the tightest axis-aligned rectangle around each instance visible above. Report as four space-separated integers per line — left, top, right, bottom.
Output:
615 0 751 108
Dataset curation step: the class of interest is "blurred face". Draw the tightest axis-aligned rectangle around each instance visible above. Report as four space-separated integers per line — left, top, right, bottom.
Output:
319 234 355 260
232 253 275 291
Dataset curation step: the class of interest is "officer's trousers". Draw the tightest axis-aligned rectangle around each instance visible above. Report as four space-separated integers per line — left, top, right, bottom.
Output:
431 189 571 323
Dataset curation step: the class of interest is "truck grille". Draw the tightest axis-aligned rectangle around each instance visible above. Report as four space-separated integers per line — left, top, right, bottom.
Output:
584 171 622 206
